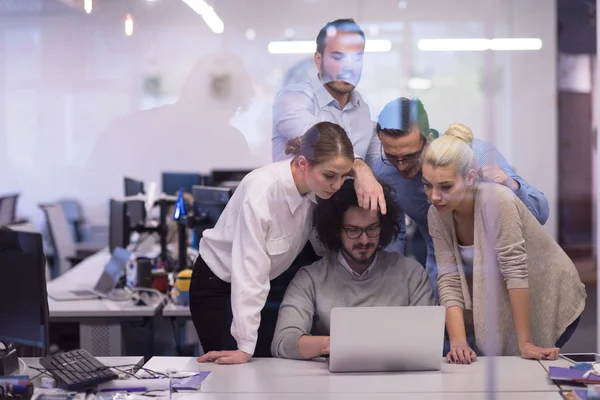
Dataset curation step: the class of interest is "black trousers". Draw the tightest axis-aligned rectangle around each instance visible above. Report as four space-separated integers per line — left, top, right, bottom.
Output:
189 242 319 357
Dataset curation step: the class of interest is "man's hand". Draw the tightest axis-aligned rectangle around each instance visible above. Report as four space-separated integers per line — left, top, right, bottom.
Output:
197 349 252 365
519 342 559 360
479 164 520 192
352 158 387 215
321 337 330 355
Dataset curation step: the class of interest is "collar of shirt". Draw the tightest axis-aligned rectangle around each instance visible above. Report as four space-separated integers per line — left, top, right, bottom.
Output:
337 251 378 278
281 160 317 214
311 74 360 111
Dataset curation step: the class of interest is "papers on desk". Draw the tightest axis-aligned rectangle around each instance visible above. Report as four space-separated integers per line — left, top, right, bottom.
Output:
95 371 211 394
549 366 600 383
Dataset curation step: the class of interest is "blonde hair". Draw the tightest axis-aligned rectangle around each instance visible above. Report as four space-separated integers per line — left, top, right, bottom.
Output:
424 123 476 177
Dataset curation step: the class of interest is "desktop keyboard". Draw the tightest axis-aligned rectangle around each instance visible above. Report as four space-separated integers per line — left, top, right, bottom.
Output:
39 349 118 391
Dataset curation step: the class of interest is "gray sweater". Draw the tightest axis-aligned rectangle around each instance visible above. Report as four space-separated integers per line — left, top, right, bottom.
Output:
271 250 435 359
429 182 586 356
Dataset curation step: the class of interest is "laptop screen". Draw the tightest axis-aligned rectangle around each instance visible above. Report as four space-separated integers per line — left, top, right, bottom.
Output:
93 248 131 295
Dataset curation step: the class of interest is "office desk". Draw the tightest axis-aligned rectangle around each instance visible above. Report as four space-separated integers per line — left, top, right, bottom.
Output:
47 249 163 356
171 393 562 400
142 357 560 395
163 303 191 318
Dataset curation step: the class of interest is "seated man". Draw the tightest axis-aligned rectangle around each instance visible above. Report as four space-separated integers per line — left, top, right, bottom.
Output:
271 179 435 360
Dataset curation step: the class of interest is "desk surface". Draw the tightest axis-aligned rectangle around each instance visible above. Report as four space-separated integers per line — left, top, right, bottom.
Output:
142 356 560 394
47 249 161 319
172 393 563 400
163 302 191 317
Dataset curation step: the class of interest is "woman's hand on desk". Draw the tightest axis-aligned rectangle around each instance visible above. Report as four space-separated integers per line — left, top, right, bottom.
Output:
197 349 252 365
447 342 477 365
519 342 559 360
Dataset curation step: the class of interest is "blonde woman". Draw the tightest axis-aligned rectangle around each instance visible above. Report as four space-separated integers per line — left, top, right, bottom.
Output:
423 123 586 364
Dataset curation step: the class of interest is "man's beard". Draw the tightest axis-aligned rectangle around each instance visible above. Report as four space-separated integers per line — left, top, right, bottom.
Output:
341 244 376 266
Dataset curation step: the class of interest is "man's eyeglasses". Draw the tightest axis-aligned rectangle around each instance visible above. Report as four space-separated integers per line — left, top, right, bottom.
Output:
342 224 381 239
381 140 426 168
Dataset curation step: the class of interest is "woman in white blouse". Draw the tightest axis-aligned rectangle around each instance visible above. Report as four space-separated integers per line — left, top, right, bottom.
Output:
190 121 355 365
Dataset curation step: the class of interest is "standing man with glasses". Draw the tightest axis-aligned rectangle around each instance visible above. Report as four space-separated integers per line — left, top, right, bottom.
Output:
271 179 434 360
373 97 549 299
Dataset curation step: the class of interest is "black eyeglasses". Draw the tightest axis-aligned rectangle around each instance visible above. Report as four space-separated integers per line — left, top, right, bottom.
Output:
381 140 426 167
342 224 381 239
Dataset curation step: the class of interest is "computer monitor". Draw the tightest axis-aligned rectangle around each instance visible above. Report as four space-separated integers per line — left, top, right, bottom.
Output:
191 186 232 242
124 177 144 196
162 172 204 196
0 194 19 226
109 199 131 253
209 170 252 187
0 229 49 351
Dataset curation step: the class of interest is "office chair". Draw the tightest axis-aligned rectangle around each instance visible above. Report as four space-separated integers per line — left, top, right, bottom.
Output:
39 203 100 278
57 198 108 245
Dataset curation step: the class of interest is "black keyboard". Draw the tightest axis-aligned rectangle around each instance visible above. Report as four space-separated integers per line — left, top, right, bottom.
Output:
40 349 118 391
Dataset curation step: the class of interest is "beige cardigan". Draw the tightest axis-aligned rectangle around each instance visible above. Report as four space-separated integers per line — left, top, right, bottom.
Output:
428 182 586 356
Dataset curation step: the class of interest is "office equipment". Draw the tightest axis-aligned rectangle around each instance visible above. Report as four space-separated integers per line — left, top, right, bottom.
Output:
0 344 18 376
209 169 252 189
0 229 49 352
328 306 445 373
124 177 146 227
0 194 19 226
0 376 33 399
162 172 203 195
124 177 144 197
48 247 131 301
109 200 131 253
191 186 232 229
39 349 118 391
561 353 600 363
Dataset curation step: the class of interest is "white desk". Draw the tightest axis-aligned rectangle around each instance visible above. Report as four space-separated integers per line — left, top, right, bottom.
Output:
163 302 191 318
172 393 562 400
47 249 163 356
142 357 561 395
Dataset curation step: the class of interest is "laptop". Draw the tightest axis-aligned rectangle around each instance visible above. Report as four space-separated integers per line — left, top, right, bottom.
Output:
49 247 131 301
328 306 445 373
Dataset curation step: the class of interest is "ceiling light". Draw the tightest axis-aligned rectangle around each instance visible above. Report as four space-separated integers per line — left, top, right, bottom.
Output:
368 25 379 37
418 38 542 51
84 0 92 14
407 78 432 90
124 14 133 36
181 0 224 34
284 28 295 38
245 28 256 41
268 39 392 54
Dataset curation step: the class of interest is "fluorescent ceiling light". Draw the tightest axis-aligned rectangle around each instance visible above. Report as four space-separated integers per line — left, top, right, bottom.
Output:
418 38 542 51
407 77 432 90
268 40 392 54
490 38 542 51
181 0 224 34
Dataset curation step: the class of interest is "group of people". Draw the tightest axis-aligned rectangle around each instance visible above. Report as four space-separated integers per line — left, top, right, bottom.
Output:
188 18 587 366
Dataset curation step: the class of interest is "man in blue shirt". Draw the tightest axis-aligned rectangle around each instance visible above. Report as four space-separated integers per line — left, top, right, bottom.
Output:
372 97 549 299
272 18 385 214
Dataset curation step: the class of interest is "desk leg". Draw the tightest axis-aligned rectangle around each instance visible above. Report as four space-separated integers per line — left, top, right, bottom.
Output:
79 323 123 356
